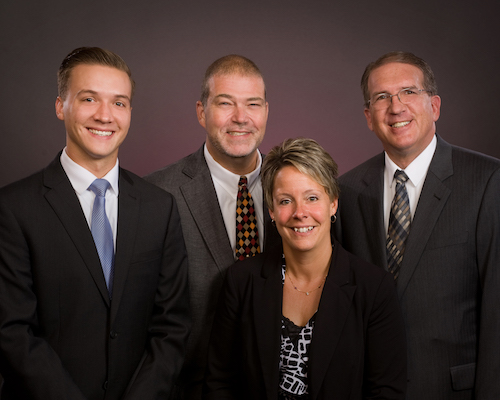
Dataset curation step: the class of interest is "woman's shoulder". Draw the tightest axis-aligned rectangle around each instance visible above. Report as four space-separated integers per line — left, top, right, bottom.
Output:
335 242 393 288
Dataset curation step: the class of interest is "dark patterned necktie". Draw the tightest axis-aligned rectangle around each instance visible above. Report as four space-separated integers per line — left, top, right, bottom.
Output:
89 179 115 297
235 176 260 261
386 170 411 279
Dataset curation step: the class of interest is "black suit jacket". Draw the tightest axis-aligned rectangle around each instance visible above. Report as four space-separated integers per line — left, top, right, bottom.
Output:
336 135 500 399
145 145 280 399
204 241 407 400
0 153 191 400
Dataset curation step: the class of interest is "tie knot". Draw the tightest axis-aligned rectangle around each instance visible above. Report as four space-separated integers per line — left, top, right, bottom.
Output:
238 176 248 188
394 170 409 185
89 179 111 197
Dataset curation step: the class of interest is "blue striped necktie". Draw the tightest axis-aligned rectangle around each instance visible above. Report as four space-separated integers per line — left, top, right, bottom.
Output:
89 179 115 297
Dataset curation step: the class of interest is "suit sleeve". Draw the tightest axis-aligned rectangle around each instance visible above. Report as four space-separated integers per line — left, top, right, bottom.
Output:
364 272 407 399
203 264 242 400
121 197 191 399
0 199 88 399
475 166 500 399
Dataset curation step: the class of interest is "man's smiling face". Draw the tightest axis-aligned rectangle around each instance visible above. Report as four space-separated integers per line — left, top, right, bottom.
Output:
364 62 441 168
55 63 132 173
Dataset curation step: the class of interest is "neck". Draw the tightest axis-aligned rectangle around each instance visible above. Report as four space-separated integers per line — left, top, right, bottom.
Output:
66 149 116 178
283 242 332 280
207 148 259 175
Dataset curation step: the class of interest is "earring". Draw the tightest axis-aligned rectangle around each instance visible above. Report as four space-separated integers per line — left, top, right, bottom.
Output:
271 219 276 227
331 214 337 223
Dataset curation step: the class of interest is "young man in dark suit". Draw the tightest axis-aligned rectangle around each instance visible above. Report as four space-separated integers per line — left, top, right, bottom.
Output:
337 51 500 399
145 55 280 399
0 47 190 400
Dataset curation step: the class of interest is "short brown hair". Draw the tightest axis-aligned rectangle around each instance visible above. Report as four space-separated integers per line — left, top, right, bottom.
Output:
261 138 340 211
200 54 265 106
57 47 135 100
361 51 438 107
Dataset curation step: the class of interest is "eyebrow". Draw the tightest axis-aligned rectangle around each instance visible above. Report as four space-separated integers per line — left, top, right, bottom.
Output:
373 85 418 95
77 89 131 102
213 93 265 102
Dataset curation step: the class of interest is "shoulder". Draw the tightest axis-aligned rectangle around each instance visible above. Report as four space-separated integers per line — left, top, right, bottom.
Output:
335 243 393 292
226 245 282 283
143 146 206 191
120 168 177 205
339 153 384 187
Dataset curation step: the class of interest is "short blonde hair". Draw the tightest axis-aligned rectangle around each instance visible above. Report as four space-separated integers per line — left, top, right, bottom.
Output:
261 138 339 211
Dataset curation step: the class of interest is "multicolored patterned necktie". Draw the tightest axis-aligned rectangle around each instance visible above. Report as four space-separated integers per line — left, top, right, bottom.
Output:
235 176 260 261
386 170 411 279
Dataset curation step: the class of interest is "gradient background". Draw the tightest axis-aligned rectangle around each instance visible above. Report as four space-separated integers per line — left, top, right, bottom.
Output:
0 0 499 188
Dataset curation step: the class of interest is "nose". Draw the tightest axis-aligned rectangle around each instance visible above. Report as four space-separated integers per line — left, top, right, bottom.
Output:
94 102 113 123
292 201 307 219
232 105 248 124
388 93 406 113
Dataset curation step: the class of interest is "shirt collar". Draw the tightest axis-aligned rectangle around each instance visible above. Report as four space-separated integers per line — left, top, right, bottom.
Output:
60 147 120 196
385 135 437 188
203 143 262 195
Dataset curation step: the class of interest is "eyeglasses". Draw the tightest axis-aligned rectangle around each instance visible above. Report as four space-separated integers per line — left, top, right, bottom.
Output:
367 88 431 110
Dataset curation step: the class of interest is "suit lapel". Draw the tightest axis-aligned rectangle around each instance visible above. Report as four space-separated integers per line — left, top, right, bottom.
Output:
308 243 356 399
357 156 387 268
397 136 453 298
110 169 140 322
253 250 284 400
180 148 235 271
43 155 111 306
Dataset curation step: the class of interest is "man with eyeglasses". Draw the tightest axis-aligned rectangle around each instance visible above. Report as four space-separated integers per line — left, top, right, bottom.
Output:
336 51 500 399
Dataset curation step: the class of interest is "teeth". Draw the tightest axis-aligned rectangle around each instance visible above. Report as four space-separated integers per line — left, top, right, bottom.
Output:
89 129 113 136
293 227 313 233
391 121 410 128
228 131 248 136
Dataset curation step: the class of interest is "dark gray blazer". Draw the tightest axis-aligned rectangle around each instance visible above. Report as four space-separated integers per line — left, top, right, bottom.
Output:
336 135 500 399
145 144 280 399
0 153 190 400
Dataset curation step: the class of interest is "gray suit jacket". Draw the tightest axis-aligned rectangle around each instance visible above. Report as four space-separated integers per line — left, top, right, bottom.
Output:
336 135 500 399
144 145 280 399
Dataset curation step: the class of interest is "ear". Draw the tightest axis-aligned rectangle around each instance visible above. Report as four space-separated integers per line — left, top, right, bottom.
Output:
196 101 206 129
431 95 441 122
268 208 275 221
55 97 65 121
364 107 373 131
330 198 338 217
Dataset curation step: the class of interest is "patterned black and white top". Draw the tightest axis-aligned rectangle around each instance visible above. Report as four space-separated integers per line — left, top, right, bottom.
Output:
279 258 315 400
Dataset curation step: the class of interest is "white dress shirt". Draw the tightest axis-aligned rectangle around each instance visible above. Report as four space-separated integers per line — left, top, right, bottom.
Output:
204 144 265 257
383 135 437 233
60 148 119 249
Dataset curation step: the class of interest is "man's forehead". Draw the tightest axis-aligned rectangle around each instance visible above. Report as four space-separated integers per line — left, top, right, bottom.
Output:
369 62 424 91
208 73 265 91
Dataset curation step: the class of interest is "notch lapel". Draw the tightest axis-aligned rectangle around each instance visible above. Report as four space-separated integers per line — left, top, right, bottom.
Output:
43 156 111 306
110 169 140 322
357 157 387 268
180 151 234 272
252 251 283 399
308 244 356 399
396 136 453 298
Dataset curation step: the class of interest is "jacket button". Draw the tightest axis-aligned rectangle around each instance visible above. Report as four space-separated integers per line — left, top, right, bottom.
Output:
110 331 118 339
103 380 108 390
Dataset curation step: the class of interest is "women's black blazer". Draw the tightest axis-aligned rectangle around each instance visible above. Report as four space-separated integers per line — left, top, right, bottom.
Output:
204 240 407 400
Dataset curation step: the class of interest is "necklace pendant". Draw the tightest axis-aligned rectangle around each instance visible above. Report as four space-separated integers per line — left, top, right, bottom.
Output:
306 292 310 296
